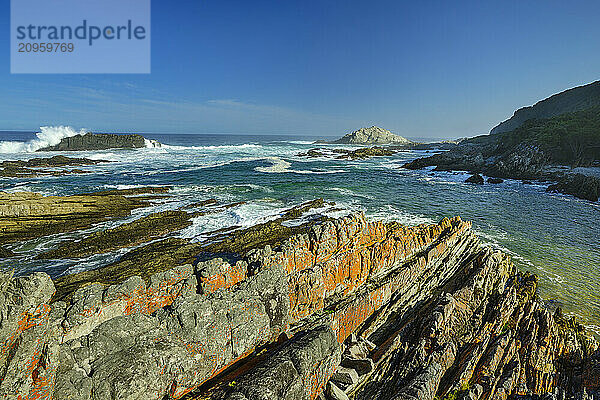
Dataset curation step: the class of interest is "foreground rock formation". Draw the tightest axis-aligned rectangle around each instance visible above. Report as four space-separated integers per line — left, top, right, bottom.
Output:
37 132 148 151
327 126 412 145
0 212 598 400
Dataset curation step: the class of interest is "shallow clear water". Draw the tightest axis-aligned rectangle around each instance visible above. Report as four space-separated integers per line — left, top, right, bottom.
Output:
1 132 599 333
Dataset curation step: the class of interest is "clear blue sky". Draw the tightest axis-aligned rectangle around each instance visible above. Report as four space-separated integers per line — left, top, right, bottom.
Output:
1 0 599 138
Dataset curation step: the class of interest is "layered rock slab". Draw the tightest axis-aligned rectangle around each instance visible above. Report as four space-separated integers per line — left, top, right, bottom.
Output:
0 212 598 400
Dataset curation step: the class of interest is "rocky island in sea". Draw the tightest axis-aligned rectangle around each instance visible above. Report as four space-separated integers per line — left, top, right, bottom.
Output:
326 126 413 145
38 132 153 151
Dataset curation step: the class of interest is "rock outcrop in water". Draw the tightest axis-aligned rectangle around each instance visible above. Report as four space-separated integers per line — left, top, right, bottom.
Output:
546 173 600 202
0 156 106 177
38 132 147 151
329 126 412 145
0 212 598 399
298 147 396 160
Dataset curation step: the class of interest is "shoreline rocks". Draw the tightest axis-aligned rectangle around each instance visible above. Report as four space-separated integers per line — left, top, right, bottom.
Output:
547 173 600 202
0 212 597 399
403 145 600 201
465 173 484 184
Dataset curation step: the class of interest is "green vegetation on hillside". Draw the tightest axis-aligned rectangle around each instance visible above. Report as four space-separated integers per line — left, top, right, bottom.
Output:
493 106 600 166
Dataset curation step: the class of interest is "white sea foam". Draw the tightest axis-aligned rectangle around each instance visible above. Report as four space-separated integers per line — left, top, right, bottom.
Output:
366 204 435 226
158 143 262 151
144 138 162 148
0 126 86 153
255 157 345 174
287 140 314 145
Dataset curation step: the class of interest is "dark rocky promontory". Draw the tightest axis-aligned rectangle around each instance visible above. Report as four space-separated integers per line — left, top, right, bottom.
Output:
38 132 148 151
404 100 600 201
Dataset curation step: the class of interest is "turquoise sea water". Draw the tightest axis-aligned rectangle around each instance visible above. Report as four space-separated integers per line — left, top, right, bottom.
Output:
1 132 599 333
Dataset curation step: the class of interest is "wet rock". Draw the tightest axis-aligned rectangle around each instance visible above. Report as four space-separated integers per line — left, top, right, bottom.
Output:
299 147 395 160
0 246 14 258
201 198 329 256
547 173 600 201
487 177 504 184
465 174 484 184
0 155 107 177
37 210 193 259
52 239 200 303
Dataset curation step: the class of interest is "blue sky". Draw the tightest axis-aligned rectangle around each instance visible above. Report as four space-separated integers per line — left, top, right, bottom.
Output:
1 0 599 138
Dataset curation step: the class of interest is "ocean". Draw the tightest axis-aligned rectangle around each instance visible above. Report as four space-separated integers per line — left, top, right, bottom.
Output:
1 129 599 334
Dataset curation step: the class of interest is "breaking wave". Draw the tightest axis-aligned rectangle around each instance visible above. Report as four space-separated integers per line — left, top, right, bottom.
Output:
0 126 86 153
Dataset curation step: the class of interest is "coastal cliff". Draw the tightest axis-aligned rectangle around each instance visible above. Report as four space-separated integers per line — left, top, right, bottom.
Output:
0 213 597 400
491 81 600 134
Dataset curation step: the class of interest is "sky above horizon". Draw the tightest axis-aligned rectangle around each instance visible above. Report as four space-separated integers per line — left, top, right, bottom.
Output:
1 0 599 139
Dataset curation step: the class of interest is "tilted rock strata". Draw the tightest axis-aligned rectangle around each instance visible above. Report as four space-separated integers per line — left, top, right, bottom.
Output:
0 213 598 400
51 199 328 303
37 210 194 260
